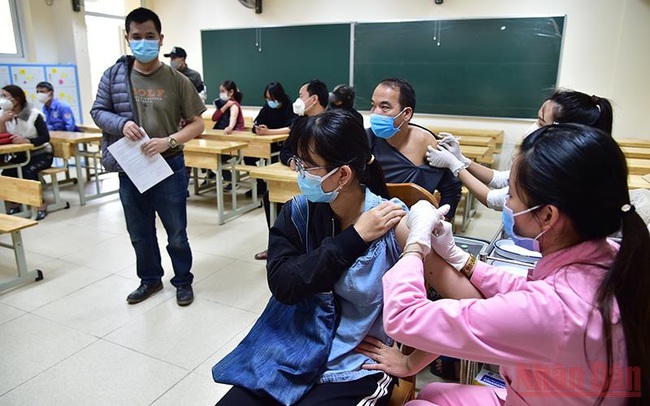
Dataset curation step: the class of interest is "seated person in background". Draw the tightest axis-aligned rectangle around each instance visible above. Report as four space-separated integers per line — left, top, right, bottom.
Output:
279 79 328 167
211 80 244 134
0 85 52 220
163 46 206 101
35 81 77 132
426 88 614 211
251 82 297 260
255 80 328 261
207 80 245 183
253 81 296 135
367 78 462 218
213 109 407 406
328 83 364 125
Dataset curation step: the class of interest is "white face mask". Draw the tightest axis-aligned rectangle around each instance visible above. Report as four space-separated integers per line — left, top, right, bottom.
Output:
524 122 541 137
0 98 13 111
170 59 181 70
293 97 308 116
36 92 50 104
219 92 229 102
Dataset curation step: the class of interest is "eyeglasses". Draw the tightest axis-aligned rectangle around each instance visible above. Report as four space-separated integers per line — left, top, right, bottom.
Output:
292 156 335 176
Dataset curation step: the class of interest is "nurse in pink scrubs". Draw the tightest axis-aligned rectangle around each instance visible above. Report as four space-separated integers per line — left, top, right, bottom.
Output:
359 123 649 406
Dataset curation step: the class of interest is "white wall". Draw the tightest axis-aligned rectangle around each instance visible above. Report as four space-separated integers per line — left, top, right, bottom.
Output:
3 0 648 159
150 0 650 160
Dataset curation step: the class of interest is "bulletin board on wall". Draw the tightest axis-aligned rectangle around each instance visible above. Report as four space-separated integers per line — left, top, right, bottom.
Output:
0 63 82 123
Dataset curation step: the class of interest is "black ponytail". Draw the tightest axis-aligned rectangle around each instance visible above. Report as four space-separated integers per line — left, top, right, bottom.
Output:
549 89 613 134
595 207 650 405
222 80 243 103
364 156 389 199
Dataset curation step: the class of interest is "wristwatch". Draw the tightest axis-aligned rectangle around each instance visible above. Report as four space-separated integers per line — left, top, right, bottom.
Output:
167 136 178 149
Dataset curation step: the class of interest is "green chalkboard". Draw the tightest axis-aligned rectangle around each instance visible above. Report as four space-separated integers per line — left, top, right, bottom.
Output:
353 17 565 118
201 24 350 108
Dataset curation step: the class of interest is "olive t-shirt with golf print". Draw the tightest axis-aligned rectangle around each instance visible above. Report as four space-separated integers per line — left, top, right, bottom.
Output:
130 63 206 157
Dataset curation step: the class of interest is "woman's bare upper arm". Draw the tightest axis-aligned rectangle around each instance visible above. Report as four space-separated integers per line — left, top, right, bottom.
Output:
395 216 409 250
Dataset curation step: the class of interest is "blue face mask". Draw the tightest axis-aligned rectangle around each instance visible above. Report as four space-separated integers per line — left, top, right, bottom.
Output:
129 39 160 63
369 109 407 139
267 100 280 109
296 166 341 203
501 201 547 252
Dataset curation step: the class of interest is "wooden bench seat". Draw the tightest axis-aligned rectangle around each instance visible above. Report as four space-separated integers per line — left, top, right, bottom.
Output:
234 164 260 173
0 175 44 292
621 146 650 160
0 214 38 234
627 158 650 176
629 174 650 190
38 167 71 211
617 138 650 149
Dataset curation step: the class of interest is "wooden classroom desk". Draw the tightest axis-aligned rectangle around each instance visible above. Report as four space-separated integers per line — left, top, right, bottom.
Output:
629 174 650 190
627 158 650 176
0 143 34 178
456 135 496 153
248 162 299 224
459 145 492 165
49 131 115 205
201 129 288 162
616 138 650 149
621 146 650 160
75 124 102 133
427 126 504 153
183 138 259 225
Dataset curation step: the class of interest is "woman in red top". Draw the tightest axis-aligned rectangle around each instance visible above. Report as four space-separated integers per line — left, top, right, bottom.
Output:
211 80 245 134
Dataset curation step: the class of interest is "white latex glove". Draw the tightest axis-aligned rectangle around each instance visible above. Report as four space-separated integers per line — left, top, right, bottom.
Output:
431 221 470 272
426 145 465 176
405 201 451 256
438 132 472 168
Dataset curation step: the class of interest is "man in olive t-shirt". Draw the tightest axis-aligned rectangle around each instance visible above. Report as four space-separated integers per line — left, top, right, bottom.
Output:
91 7 206 307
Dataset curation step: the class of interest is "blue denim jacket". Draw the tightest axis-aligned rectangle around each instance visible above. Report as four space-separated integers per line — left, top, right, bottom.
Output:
319 188 405 383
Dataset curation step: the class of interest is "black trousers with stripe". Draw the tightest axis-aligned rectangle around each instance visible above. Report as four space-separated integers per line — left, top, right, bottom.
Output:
216 373 394 406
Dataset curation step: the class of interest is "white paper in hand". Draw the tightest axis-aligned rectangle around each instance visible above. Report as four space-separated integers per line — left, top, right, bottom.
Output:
107 130 173 193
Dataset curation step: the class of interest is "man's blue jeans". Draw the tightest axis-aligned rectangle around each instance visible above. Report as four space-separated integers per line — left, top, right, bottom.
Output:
118 154 193 288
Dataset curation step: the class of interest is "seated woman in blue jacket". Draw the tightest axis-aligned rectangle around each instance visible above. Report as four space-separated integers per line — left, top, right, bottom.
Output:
213 109 411 406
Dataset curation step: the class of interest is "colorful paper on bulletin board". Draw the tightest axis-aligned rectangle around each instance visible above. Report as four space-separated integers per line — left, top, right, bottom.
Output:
9 66 46 90
0 66 10 87
46 66 81 123
46 66 78 90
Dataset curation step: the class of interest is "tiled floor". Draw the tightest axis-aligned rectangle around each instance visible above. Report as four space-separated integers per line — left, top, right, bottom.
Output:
0 178 501 405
